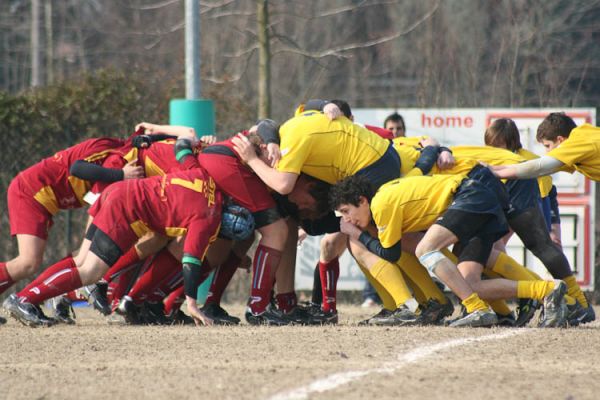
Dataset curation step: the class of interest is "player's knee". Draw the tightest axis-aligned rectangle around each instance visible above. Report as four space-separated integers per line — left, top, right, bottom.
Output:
79 264 108 286
258 219 288 249
14 255 42 278
320 236 342 261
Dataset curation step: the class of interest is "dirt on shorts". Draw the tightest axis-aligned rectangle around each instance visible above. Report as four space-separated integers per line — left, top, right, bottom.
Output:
1 304 599 400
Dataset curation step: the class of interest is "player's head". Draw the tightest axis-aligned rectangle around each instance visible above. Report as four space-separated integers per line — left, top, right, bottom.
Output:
288 174 332 219
220 202 255 241
536 112 577 152
484 118 522 152
383 113 406 138
329 175 375 229
330 99 353 121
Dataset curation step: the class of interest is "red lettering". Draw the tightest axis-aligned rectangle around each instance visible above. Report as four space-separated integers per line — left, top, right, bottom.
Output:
421 113 474 128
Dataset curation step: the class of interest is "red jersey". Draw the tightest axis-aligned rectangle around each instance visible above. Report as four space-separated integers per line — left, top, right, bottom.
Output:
91 168 222 260
365 124 394 140
18 137 126 215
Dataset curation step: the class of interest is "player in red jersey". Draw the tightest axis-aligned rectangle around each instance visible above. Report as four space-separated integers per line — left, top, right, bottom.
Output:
0 136 148 303
5 168 223 327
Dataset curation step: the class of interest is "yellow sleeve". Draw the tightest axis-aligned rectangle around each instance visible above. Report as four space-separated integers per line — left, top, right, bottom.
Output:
276 128 312 175
372 194 403 248
547 131 593 173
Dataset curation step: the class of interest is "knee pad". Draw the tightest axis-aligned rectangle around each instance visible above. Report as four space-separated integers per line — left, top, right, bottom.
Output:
418 250 447 274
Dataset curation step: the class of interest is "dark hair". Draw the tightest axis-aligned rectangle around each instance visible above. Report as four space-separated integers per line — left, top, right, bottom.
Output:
383 112 405 130
329 175 375 210
304 175 332 217
484 118 522 152
536 112 577 142
330 99 352 119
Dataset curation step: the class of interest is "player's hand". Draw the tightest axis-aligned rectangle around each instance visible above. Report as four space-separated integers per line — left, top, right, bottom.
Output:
135 122 159 134
437 150 455 170
199 135 217 145
484 163 508 179
186 297 214 327
267 143 281 167
231 133 258 163
122 159 145 180
323 103 343 120
550 223 562 248
419 137 439 147
340 219 361 240
297 228 308 247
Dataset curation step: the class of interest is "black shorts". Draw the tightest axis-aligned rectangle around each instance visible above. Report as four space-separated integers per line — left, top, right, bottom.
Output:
504 178 541 220
436 210 500 264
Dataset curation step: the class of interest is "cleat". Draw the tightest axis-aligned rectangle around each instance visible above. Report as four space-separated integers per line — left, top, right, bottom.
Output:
116 297 142 325
0 315 6 325
245 305 291 326
52 296 76 325
106 313 127 325
515 298 540 327
495 312 517 327
566 302 586 327
359 308 392 326
307 308 338 325
141 302 171 325
85 283 111 316
419 298 454 325
33 305 58 326
370 304 420 327
449 309 498 328
201 303 241 325
581 304 596 324
4 295 53 327
538 281 568 328
279 306 313 325
168 309 195 325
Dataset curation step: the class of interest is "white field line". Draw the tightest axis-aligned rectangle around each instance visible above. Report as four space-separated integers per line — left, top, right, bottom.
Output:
268 329 530 400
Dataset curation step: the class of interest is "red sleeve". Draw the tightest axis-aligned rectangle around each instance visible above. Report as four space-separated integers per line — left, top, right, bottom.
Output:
183 212 221 260
365 125 394 140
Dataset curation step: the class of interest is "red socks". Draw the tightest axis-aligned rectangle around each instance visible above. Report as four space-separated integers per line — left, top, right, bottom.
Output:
205 252 240 306
103 247 141 282
18 266 83 305
249 245 282 314
164 285 185 316
0 262 15 296
276 292 297 313
319 258 340 313
16 256 76 299
128 249 180 304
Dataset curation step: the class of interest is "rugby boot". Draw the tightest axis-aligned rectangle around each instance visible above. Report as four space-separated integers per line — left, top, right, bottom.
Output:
538 281 568 328
371 304 420 327
515 298 540 327
359 308 392 326
201 303 241 325
116 296 143 325
0 315 6 325
419 298 455 325
449 309 498 328
4 295 53 327
168 309 195 325
52 296 76 325
85 282 111 316
307 308 338 325
245 305 290 326
495 312 517 327
141 302 171 325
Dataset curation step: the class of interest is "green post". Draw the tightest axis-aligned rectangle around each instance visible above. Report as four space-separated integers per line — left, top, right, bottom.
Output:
169 98 215 303
169 98 215 137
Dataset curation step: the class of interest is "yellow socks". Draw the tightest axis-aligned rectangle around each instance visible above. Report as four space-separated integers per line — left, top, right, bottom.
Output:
488 299 512 316
462 293 490 313
517 280 555 301
490 252 542 281
397 253 447 304
370 259 414 309
564 276 588 308
357 262 396 311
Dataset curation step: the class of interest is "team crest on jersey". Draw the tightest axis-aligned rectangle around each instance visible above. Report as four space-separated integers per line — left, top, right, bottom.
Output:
377 225 386 233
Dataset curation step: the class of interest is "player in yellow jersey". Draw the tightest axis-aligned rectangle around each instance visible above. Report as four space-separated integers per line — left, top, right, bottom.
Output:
330 167 569 327
492 112 600 182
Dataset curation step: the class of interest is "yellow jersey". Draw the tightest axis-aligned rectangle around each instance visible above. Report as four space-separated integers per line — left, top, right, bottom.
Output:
371 174 466 248
546 124 600 181
277 112 390 184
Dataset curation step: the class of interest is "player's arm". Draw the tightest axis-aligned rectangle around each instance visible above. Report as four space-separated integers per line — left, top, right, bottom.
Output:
70 159 144 181
181 255 213 326
231 133 298 195
135 122 197 139
404 145 441 177
548 185 562 247
340 219 401 262
491 156 564 179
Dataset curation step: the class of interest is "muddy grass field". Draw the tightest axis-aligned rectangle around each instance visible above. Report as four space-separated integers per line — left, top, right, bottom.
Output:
2 304 600 400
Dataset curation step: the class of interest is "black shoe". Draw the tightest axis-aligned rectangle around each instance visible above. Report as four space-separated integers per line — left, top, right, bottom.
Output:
4 295 52 327
307 308 338 325
245 305 291 326
495 312 517 327
116 297 143 325
0 315 6 325
515 298 540 327
201 303 241 325
85 283 111 316
141 302 171 325
581 304 596 324
279 306 313 325
419 299 454 325
370 304 420 326
359 308 392 326
168 309 195 325
52 296 76 325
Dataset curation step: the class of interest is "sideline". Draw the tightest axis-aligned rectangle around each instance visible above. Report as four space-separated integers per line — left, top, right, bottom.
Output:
268 329 530 400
